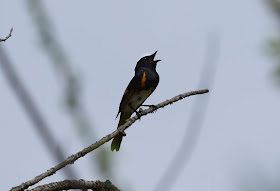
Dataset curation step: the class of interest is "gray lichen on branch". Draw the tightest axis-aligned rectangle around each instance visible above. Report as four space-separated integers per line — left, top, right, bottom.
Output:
10 89 209 191
0 28 13 42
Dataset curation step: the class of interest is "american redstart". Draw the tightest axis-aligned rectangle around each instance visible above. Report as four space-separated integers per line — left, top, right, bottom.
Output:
111 51 160 151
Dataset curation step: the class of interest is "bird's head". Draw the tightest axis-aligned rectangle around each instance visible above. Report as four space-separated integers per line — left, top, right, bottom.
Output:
135 51 161 71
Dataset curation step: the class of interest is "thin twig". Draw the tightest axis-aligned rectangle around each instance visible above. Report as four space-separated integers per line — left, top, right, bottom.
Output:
10 89 209 191
0 28 13 42
26 180 120 191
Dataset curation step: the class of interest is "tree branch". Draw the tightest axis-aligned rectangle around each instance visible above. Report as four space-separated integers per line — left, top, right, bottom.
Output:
26 180 120 191
11 89 209 191
0 28 13 42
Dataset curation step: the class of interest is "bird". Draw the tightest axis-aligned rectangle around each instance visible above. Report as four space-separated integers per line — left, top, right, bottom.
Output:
111 51 161 151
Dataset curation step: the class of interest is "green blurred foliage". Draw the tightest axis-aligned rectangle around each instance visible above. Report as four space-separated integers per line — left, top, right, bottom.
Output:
269 39 280 84
235 161 280 191
235 1 280 190
267 0 280 85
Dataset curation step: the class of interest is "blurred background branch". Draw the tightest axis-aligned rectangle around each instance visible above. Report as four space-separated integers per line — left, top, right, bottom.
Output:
0 45 77 179
154 33 220 191
26 0 112 177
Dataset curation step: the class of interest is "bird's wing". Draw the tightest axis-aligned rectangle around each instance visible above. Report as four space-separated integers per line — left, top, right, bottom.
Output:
116 70 145 118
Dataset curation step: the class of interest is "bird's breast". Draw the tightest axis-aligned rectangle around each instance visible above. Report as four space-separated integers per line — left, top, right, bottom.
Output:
140 70 159 91
127 88 154 111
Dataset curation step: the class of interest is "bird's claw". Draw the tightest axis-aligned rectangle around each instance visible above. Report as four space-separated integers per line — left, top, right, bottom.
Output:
136 110 141 119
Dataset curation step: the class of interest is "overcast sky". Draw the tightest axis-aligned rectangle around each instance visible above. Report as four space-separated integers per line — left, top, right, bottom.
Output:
1 1 280 190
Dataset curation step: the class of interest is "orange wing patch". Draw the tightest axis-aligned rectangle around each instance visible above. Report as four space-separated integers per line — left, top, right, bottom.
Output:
141 72 146 88
123 88 128 96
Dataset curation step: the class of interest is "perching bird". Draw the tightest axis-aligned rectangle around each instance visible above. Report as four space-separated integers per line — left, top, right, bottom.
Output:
111 51 161 151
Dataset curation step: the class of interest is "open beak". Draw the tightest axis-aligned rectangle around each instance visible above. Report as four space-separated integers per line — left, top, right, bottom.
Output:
151 50 157 60
148 50 160 63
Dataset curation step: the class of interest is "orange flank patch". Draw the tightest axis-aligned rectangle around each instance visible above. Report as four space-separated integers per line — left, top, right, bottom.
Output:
123 88 128 96
141 72 146 88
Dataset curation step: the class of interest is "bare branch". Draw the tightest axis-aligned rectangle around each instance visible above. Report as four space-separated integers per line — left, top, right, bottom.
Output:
0 28 13 42
11 89 209 191
26 180 120 191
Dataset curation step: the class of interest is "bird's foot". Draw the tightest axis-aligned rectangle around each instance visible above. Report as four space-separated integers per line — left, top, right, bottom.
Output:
129 103 142 119
136 108 143 120
134 110 141 120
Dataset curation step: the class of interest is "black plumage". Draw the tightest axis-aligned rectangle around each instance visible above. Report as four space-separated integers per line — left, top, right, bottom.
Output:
111 51 161 151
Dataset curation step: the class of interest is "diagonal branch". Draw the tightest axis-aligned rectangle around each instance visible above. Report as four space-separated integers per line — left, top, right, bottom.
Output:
10 89 209 191
26 180 120 191
0 28 13 42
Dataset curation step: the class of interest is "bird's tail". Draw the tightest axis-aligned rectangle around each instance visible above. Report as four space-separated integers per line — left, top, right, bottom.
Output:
111 112 129 151
111 133 123 151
